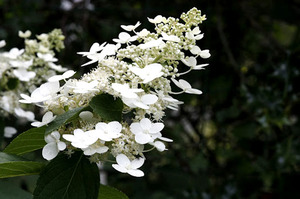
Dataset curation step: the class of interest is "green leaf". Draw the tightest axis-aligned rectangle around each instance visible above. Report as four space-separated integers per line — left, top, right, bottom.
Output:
0 152 45 178
0 180 32 199
4 126 46 155
33 152 99 199
89 94 123 122
0 118 4 145
98 185 129 199
46 106 87 134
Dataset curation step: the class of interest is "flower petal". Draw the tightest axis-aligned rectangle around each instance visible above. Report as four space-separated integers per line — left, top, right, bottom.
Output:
116 154 131 167
42 142 59 160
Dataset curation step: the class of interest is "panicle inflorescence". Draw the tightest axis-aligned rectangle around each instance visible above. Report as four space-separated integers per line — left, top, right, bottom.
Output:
20 8 210 177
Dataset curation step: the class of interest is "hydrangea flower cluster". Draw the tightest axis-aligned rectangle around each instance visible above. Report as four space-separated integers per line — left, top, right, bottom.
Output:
0 29 66 137
21 8 210 177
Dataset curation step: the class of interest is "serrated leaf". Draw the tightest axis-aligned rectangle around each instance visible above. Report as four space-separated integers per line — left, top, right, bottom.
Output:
4 126 46 155
0 152 45 178
89 94 123 122
98 185 129 199
46 106 88 134
0 180 32 199
33 151 99 199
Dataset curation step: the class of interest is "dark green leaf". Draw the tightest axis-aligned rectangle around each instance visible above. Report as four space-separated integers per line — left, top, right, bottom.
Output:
4 126 46 155
33 152 99 199
98 185 129 199
46 106 88 134
0 152 45 178
0 180 32 199
0 118 4 145
89 94 123 122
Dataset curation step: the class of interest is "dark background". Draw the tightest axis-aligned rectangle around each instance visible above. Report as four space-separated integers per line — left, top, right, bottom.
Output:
1 0 300 198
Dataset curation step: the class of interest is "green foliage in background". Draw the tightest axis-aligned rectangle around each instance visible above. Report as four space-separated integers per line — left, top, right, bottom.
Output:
1 0 299 198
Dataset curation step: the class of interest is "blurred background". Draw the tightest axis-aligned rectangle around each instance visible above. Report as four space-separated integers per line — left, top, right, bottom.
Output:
1 0 300 198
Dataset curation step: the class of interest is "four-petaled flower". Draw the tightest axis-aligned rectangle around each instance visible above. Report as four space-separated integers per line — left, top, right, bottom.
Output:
92 121 123 141
31 111 56 127
171 78 203 95
63 129 98 149
130 118 164 144
42 131 66 160
112 154 145 177
129 63 164 83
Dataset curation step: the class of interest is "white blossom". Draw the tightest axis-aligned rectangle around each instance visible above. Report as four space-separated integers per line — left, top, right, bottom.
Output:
113 32 138 44
147 15 167 24
92 121 123 141
13 68 36 82
112 154 145 177
181 57 208 70
42 131 66 160
63 129 98 149
14 108 35 121
112 83 143 99
31 111 56 127
20 81 60 104
4 127 17 138
121 21 141 32
130 118 164 144
171 78 202 95
48 70 76 82
129 63 164 83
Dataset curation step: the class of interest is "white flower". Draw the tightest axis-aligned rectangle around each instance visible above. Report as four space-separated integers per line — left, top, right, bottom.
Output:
139 38 165 49
112 83 143 99
20 81 60 104
171 78 202 95
147 15 167 24
0 40 6 48
121 21 141 32
48 62 67 72
129 63 164 83
78 42 120 66
130 118 164 144
186 27 204 40
113 32 138 44
9 59 33 69
92 121 122 141
37 53 58 62
18 30 31 38
13 68 36 82
48 70 76 82
31 111 56 127
137 29 150 37
181 57 208 70
77 42 105 57
190 46 211 59
122 94 158 109
14 108 35 121
71 80 98 94
112 154 145 177
3 48 24 59
82 141 109 156
161 32 180 42
4 127 17 138
63 129 98 149
42 131 66 160
150 140 166 152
